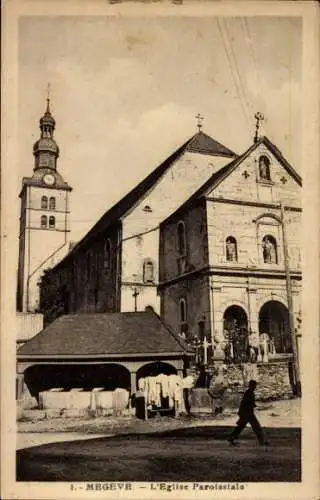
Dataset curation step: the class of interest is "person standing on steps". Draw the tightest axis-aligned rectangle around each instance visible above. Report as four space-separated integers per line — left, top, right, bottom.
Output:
227 380 268 446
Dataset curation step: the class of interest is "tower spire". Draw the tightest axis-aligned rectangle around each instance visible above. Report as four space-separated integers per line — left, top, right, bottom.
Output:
33 90 59 170
45 83 51 114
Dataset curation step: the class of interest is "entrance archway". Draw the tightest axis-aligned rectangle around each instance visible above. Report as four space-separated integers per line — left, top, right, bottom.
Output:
259 301 291 353
223 305 248 363
136 361 177 388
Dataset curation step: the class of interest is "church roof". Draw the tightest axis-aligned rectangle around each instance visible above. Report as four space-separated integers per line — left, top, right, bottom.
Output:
185 131 236 158
17 311 193 358
55 131 236 264
161 136 302 225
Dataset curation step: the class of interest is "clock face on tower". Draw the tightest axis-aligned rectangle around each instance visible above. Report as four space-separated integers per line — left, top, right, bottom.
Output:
43 174 55 186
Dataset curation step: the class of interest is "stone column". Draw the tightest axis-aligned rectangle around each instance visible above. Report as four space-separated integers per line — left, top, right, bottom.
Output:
130 371 137 396
247 287 258 337
177 368 183 379
16 374 25 400
210 283 224 362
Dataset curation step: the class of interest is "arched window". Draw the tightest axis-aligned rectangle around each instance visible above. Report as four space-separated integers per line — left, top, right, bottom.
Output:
86 251 92 281
179 298 187 323
143 259 154 283
41 196 48 209
49 197 56 210
103 239 112 270
179 298 188 336
41 215 47 229
49 216 55 229
177 221 187 275
71 261 77 284
226 236 238 262
177 221 186 255
262 235 278 264
258 155 271 181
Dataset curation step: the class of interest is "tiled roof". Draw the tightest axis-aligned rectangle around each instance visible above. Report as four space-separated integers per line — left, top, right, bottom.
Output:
54 131 236 269
186 131 236 158
17 311 193 358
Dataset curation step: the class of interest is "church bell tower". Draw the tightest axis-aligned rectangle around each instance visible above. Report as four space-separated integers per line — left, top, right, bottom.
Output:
17 97 72 312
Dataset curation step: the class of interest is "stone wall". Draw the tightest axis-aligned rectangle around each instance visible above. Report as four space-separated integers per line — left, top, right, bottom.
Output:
219 361 293 401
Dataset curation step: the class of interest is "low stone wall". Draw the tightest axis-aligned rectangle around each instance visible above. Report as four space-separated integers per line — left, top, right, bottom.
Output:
190 388 242 414
190 361 293 415
218 361 293 401
254 362 293 401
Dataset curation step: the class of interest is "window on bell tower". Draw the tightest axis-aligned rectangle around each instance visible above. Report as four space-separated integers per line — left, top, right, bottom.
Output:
49 197 56 210
49 216 55 229
41 215 47 229
41 196 48 209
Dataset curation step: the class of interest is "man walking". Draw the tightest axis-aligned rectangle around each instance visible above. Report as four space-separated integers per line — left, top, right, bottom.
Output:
227 380 268 446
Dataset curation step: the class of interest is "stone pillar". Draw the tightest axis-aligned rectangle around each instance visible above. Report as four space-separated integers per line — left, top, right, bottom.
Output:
247 286 258 335
210 284 224 362
130 371 137 396
16 374 25 400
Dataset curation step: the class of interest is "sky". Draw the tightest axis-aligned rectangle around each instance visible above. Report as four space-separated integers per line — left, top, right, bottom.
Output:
18 15 302 243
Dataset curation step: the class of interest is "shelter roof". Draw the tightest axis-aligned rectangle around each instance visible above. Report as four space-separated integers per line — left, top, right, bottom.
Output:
17 311 193 359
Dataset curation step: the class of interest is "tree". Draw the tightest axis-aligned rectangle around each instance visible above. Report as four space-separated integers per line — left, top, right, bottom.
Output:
39 269 66 326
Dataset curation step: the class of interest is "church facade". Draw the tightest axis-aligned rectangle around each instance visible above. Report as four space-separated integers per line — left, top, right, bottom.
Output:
158 136 302 364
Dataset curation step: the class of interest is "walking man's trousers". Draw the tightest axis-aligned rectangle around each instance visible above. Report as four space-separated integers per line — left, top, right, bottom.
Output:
229 414 265 444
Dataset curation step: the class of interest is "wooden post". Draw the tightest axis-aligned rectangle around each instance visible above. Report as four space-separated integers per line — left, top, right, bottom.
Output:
280 202 301 396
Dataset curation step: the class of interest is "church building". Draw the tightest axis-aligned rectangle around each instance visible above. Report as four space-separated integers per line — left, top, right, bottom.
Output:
17 105 302 400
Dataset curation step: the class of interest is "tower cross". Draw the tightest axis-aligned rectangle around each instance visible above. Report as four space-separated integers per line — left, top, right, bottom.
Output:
46 82 51 100
195 113 204 132
254 112 264 143
45 83 52 113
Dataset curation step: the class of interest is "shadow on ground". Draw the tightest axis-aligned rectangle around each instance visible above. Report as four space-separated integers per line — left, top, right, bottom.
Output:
17 425 301 483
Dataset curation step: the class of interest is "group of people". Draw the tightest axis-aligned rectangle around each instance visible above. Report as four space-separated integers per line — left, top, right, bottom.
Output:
224 329 276 364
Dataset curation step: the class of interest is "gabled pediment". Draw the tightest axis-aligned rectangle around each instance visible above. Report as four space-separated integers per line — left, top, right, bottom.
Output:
205 137 301 206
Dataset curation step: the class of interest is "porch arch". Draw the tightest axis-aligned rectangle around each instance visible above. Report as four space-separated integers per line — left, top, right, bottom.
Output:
136 361 177 389
23 363 131 398
259 300 292 354
223 305 249 363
